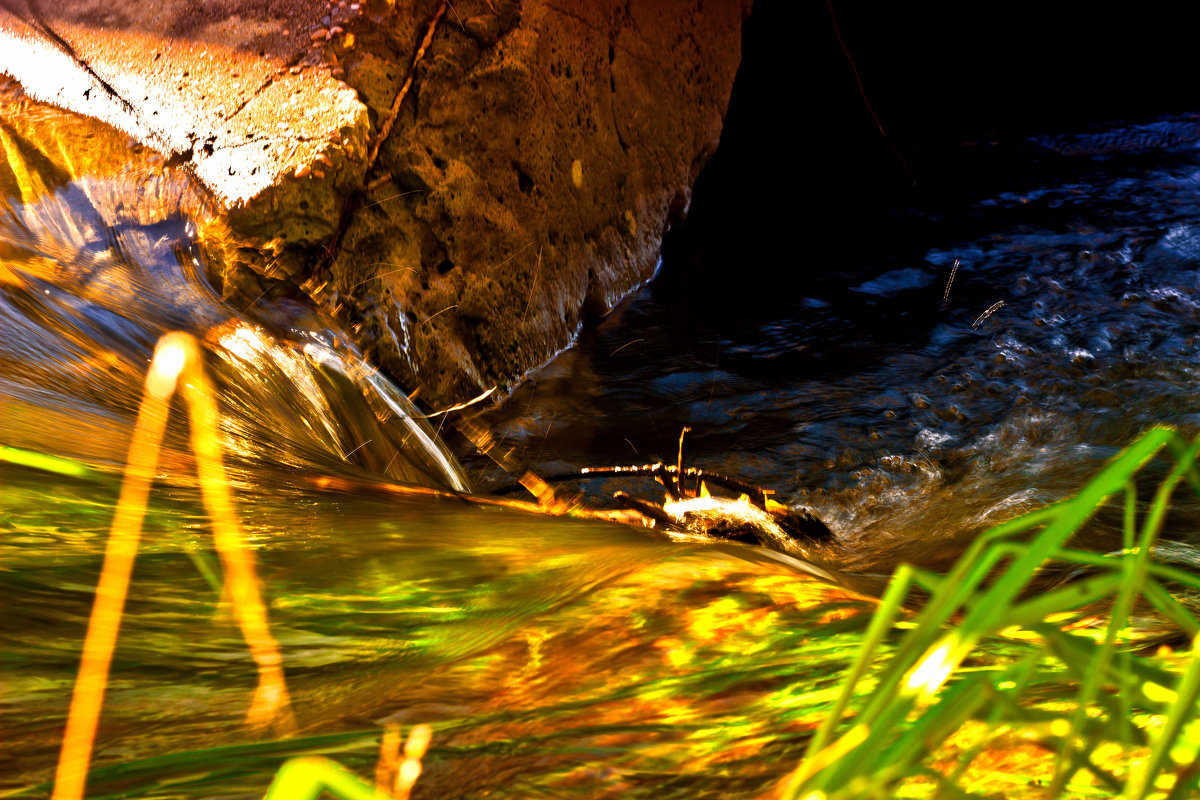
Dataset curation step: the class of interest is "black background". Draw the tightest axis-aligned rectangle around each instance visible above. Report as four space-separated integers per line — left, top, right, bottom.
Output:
666 2 1200 295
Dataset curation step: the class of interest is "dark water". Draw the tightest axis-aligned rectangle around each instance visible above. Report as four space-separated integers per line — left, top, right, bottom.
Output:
6 78 1200 796
475 114 1200 574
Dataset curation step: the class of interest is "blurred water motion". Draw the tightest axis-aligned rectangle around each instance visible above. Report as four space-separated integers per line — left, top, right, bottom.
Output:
477 113 1200 575
0 86 466 492
0 81 883 799
11 73 1200 798
0 460 883 797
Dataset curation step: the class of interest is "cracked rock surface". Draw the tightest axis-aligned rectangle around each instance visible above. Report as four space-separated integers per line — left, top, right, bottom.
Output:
0 0 750 407
0 0 370 290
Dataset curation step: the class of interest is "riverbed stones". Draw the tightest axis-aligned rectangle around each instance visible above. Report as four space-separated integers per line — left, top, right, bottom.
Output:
0 0 750 406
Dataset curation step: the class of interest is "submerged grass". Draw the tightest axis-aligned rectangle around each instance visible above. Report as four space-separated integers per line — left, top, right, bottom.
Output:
57 422 1200 799
784 425 1200 799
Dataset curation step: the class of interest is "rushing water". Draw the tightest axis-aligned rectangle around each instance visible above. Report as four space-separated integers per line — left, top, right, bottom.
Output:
0 89 465 496
476 114 1200 575
0 81 883 798
6 78 1200 797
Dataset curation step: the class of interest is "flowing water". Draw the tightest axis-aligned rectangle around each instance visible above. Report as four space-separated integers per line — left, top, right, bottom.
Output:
5 77 1200 798
475 115 1200 575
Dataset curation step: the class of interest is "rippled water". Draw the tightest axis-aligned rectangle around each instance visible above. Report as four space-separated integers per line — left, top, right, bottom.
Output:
478 113 1200 574
6 79 1200 797
0 91 465 495
3 462 882 798
0 83 883 798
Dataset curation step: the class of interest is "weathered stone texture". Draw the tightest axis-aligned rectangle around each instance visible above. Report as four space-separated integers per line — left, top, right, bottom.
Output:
0 0 750 407
324 0 750 404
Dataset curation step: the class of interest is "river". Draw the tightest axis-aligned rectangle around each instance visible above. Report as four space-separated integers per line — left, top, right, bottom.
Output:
4 79 1200 797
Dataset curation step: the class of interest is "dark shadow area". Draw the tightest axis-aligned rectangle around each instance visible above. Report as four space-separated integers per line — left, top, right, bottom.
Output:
663 1 1200 303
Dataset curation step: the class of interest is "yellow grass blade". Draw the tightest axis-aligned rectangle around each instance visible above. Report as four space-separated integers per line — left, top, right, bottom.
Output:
395 724 432 800
52 332 294 800
375 723 401 795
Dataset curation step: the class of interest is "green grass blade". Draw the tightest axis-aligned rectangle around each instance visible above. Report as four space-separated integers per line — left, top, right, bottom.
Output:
795 427 1195 798
1126 632 1200 800
1002 572 1124 630
1141 578 1200 637
263 757 381 800
804 564 916 759
0 445 94 478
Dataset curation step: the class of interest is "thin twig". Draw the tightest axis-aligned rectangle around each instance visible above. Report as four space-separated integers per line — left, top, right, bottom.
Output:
941 258 960 306
533 414 556 464
424 386 497 418
342 439 373 460
454 416 571 512
357 188 423 215
239 286 272 313
610 338 644 357
348 266 417 290
674 426 692 500
317 1 447 272
971 300 1007 329
367 0 449 169
444 0 465 30
422 304 457 326
521 245 543 325
489 241 534 272
826 0 915 187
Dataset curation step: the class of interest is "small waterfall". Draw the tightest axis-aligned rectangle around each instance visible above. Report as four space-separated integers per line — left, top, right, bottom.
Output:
0 95 468 493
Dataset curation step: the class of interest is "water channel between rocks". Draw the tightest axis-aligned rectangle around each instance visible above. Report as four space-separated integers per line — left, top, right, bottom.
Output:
5 86 1200 797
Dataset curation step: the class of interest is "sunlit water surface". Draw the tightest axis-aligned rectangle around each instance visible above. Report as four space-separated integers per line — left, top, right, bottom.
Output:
5 82 1200 797
0 82 879 798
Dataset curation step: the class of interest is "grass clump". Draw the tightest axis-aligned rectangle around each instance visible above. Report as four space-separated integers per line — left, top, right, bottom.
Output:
785 425 1200 799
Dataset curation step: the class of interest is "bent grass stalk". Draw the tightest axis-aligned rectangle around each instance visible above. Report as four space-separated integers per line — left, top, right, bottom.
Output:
371 722 431 799
51 332 295 800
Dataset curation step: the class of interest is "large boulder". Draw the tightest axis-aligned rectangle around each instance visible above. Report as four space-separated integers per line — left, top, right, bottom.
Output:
322 0 749 404
0 0 750 405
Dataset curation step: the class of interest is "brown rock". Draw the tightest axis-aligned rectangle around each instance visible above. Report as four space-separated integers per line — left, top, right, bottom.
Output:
0 0 750 407
323 0 750 404
0 0 371 293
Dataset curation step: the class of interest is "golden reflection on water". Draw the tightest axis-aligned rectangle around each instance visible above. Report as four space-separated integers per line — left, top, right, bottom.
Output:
0 78 886 799
52 333 295 800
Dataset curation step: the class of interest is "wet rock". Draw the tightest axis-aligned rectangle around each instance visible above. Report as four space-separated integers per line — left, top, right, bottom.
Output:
322 0 749 405
0 0 750 406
